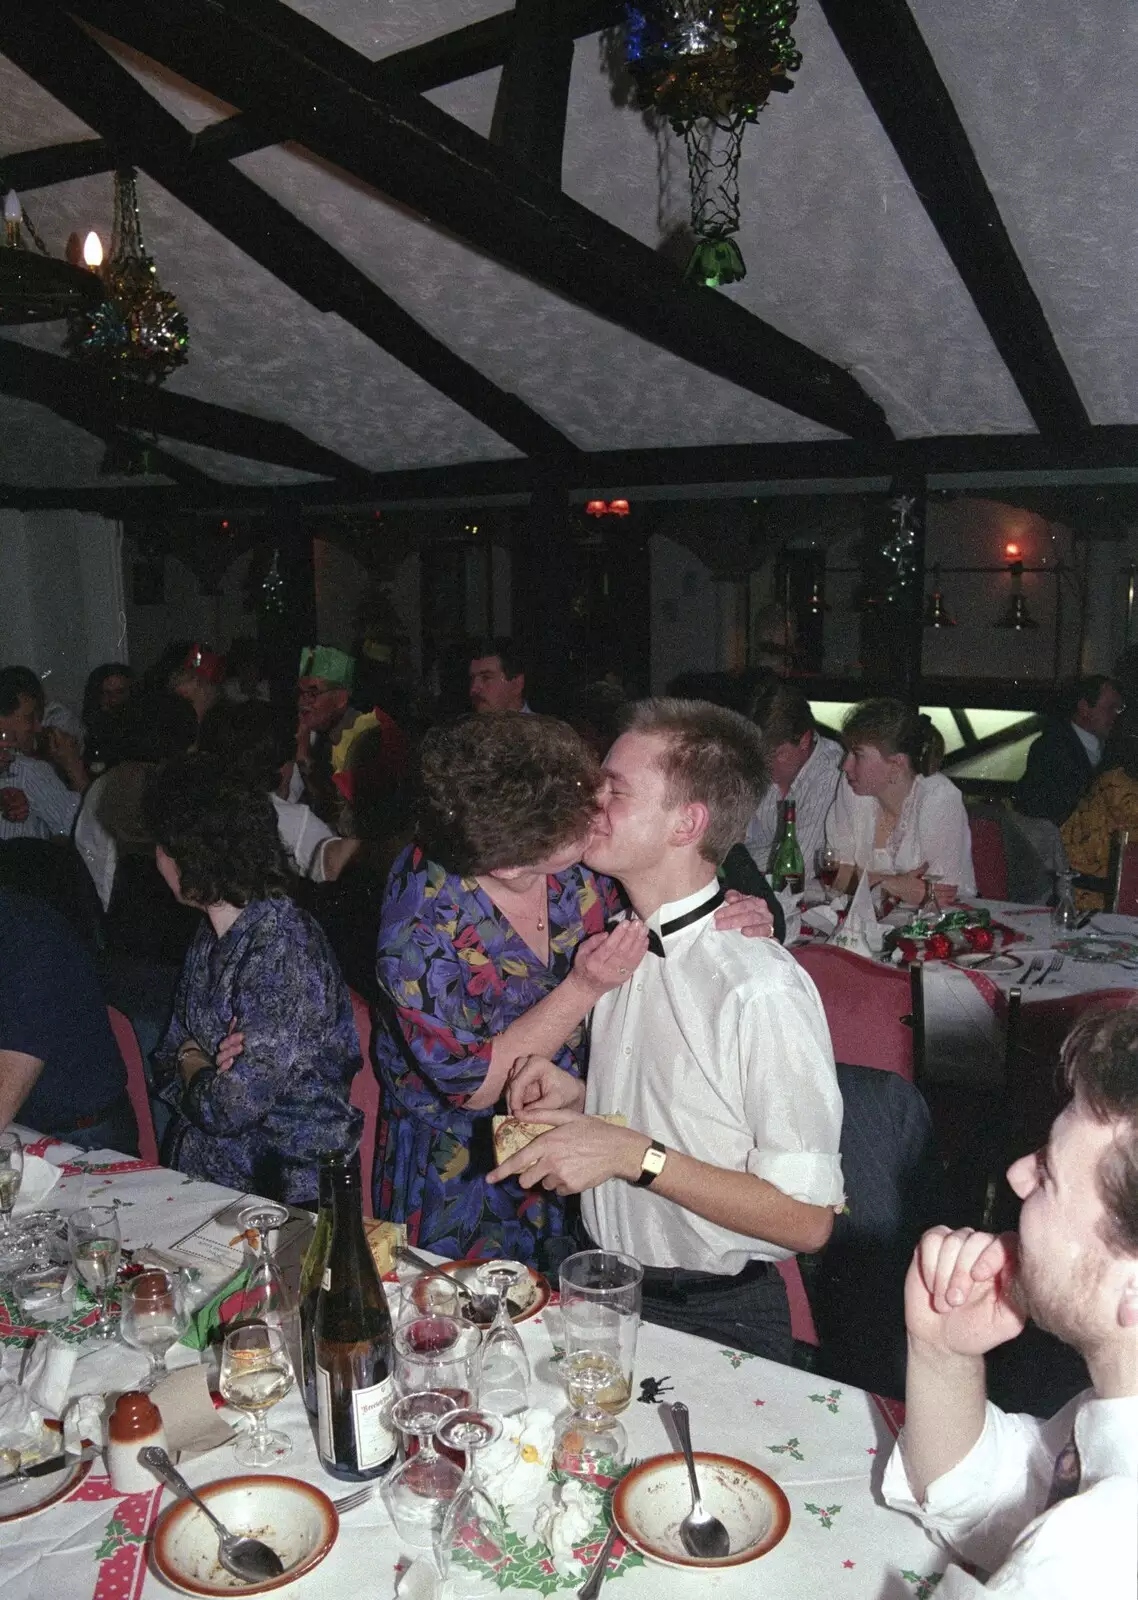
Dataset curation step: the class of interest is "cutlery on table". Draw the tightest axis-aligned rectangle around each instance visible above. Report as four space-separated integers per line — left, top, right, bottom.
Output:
139 1446 285 1583
1044 955 1066 984
332 1485 374 1514
1021 955 1043 986
395 1246 477 1312
0 1444 94 1487
1030 953 1061 986
669 1402 730 1560
1075 910 1098 931
577 1521 620 1600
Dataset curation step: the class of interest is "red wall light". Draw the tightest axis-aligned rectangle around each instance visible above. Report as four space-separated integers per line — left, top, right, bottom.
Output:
608 499 630 517
1004 540 1021 561
585 499 608 518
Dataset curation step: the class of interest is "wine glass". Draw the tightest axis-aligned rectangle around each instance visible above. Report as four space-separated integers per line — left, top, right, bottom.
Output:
815 843 840 901
381 1391 463 1551
1052 869 1079 934
67 1205 121 1340
473 1262 530 1416
916 872 944 922
0 1131 25 1274
395 1314 482 1416
219 1323 295 1467
553 1354 628 1480
120 1269 190 1390
433 1409 507 1596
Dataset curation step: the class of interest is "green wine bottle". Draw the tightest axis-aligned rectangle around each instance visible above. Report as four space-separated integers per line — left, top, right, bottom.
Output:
299 1151 346 1417
770 798 805 895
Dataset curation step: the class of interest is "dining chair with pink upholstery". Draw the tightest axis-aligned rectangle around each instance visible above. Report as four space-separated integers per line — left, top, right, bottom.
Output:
792 945 923 1082
348 988 380 1219
107 1005 160 1167
968 814 1009 900
1105 828 1138 915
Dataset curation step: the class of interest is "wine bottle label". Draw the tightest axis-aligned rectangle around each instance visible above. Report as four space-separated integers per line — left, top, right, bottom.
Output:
315 1363 334 1461
351 1376 396 1469
322 1267 331 1291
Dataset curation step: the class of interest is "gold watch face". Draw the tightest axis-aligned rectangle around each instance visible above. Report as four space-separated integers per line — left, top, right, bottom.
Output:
642 1145 666 1176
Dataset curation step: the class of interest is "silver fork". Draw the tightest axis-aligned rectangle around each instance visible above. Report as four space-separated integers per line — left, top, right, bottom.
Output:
333 1486 374 1514
1043 954 1066 985
1030 952 1059 986
1022 954 1044 985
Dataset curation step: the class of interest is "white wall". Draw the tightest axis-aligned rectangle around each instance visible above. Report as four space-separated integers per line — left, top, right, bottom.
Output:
650 534 720 690
120 538 256 675
0 510 126 711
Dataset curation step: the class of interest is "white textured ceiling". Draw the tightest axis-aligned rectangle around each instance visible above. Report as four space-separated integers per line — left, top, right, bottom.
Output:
0 1 1134 491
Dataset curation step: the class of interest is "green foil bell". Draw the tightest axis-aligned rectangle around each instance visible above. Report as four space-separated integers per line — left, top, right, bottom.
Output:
684 234 747 288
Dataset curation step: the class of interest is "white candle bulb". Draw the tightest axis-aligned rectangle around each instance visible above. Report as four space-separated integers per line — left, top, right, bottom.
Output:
82 230 104 268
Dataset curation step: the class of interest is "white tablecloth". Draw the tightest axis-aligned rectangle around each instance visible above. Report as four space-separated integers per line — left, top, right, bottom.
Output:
920 901 1138 1086
0 1134 946 1599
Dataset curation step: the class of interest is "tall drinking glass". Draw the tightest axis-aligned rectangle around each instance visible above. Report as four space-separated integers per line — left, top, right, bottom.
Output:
558 1250 643 1417
67 1205 122 1340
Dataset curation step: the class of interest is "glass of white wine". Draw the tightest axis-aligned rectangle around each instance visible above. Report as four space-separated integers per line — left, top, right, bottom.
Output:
0 1131 24 1275
67 1205 122 1340
219 1323 294 1467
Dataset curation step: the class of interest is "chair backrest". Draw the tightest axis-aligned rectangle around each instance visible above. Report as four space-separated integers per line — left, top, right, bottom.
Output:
968 815 1009 900
792 946 917 1080
1003 986 1135 1157
106 1006 159 1166
1106 828 1138 915
349 988 379 1219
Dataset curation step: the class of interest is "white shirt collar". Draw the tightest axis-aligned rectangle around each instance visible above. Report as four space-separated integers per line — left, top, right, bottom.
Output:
1074 1393 1138 1483
645 877 723 937
1071 720 1103 765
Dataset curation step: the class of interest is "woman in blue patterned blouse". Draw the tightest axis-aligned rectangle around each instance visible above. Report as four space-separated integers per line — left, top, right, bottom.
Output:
374 712 770 1269
148 755 361 1205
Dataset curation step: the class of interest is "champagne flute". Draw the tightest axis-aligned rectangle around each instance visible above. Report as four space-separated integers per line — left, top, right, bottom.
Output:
219 1323 295 1468
120 1270 190 1389
0 1131 24 1272
67 1205 121 1340
473 1262 530 1416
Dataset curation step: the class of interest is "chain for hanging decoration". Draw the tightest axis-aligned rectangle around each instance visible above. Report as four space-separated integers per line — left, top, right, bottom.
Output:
624 2 801 286
65 169 188 385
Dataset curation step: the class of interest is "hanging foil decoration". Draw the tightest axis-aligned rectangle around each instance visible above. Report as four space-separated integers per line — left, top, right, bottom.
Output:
258 549 287 620
65 169 188 385
624 2 801 286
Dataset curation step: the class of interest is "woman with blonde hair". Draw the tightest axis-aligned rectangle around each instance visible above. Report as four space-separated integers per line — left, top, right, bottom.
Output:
827 698 975 905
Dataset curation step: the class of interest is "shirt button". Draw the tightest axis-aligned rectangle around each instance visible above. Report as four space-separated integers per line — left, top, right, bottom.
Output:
635 981 643 992
623 1046 632 1057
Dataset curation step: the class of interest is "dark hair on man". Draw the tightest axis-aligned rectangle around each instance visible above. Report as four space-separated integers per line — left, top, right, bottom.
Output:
0 665 44 716
144 753 288 907
1057 674 1114 721
1061 1006 1138 1255
117 690 198 764
417 712 601 876
468 637 526 683
198 700 293 793
620 697 769 866
842 698 945 777
82 663 133 724
750 679 816 748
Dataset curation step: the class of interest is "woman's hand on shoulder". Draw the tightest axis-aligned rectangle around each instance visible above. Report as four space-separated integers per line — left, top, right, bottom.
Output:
505 1055 585 1116
570 920 649 996
716 889 775 939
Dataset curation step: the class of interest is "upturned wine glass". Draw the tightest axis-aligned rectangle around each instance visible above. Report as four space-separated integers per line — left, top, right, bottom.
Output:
67 1204 122 1340
473 1261 530 1416
382 1391 463 1551
219 1323 295 1467
433 1409 507 1596
120 1269 190 1389
552 1355 628 1480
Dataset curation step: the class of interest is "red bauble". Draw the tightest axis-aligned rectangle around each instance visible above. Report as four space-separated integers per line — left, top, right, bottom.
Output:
897 939 919 964
926 932 952 960
964 926 995 952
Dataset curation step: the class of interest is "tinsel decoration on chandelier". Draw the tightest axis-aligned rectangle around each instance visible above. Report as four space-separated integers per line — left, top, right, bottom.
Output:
258 549 287 620
65 169 188 386
624 2 801 288
857 494 922 613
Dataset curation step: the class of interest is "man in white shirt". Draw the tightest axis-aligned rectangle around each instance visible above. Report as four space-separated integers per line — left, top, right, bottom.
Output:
0 665 87 841
881 1006 1138 1596
489 696 844 1360
745 680 842 884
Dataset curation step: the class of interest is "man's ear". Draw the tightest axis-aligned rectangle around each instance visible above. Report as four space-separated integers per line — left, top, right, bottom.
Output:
672 801 710 850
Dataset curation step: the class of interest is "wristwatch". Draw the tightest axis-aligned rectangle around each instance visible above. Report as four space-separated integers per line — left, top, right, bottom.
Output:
632 1139 667 1189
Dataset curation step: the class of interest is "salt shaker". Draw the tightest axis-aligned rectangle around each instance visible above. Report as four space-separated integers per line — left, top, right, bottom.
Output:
107 1390 168 1494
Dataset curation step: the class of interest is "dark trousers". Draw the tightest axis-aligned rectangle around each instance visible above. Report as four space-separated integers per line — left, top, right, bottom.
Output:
638 1260 792 1365
46 1092 139 1158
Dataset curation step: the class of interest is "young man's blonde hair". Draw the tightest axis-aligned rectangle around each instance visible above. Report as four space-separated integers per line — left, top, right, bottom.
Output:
622 697 769 865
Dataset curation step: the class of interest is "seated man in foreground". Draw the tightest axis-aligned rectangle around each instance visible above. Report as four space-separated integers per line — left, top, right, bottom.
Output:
489 696 844 1361
882 1007 1138 1595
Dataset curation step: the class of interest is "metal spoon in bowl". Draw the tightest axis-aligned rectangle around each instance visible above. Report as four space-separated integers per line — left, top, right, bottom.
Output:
669 1403 730 1560
139 1446 285 1583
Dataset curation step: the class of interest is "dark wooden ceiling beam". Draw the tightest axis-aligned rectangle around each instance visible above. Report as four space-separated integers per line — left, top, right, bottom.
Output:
816 0 1089 440
58 0 889 441
491 0 575 183
0 338 366 483
0 137 114 192
0 11 577 460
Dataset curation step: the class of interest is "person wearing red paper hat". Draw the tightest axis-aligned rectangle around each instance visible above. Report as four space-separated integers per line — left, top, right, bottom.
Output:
288 645 409 829
168 644 225 725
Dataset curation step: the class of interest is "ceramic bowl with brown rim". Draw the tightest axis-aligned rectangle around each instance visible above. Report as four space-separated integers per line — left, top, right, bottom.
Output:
613 1451 790 1568
152 1474 338 1595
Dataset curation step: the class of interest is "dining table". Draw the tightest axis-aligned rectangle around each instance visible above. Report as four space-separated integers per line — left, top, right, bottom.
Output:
0 1128 950 1600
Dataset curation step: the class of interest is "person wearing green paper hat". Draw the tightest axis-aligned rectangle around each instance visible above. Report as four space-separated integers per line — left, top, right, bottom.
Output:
289 644 409 831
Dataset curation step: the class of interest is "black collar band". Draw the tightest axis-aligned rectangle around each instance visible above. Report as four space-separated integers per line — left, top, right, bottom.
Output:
645 885 726 956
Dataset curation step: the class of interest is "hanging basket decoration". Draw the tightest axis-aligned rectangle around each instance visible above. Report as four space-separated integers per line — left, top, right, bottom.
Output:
624 3 801 286
65 169 188 386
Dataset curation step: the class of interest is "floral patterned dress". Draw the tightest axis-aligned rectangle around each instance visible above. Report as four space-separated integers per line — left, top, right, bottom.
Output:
373 846 621 1265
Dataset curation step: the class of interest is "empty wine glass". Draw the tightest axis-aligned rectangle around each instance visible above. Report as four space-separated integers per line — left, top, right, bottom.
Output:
381 1391 463 1551
120 1269 190 1389
67 1205 122 1340
219 1323 295 1467
552 1354 628 1480
917 872 944 921
0 1131 25 1274
473 1262 530 1416
433 1409 506 1596
1052 869 1079 934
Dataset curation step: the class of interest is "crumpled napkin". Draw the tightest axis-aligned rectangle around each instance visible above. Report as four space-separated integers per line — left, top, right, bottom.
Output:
534 1477 598 1578
0 1377 46 1456
63 1393 104 1453
23 1333 78 1418
478 1407 555 1504
12 1155 61 1217
830 868 882 957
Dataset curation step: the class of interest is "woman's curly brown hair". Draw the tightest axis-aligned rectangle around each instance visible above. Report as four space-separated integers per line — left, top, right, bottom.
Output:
144 753 289 907
416 712 602 876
